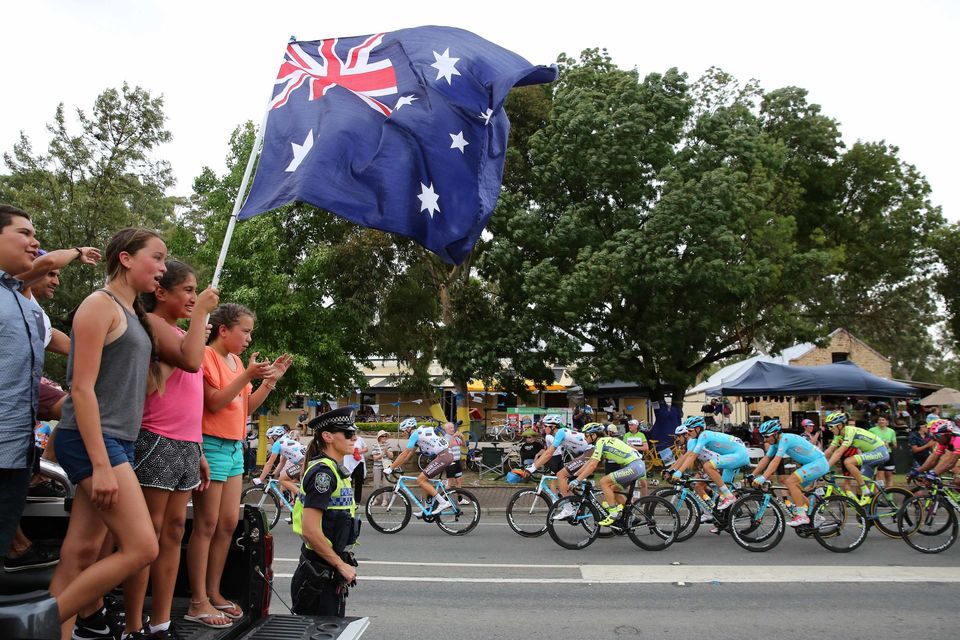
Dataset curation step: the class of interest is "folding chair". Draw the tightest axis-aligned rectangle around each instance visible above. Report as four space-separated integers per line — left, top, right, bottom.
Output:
478 445 507 480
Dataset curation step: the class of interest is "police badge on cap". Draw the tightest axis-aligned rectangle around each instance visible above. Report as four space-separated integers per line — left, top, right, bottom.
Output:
308 407 357 434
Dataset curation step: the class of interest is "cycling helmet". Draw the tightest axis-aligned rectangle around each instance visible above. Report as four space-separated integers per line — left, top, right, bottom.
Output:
583 422 606 436
266 426 286 439
758 418 782 436
638 421 652 433
825 411 848 427
930 419 960 437
674 425 689 436
399 417 418 431
682 415 706 430
542 414 564 426
800 418 815 428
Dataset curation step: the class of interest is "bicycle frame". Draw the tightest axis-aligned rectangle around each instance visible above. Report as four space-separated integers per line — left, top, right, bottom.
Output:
388 475 458 516
263 478 296 512
534 474 559 502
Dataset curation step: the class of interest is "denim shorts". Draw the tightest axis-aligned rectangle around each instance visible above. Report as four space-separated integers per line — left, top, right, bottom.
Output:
53 428 136 485
202 434 244 482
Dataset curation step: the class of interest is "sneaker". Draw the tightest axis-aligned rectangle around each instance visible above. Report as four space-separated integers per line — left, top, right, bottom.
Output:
151 626 185 640
72 608 114 640
598 506 623 526
717 495 735 511
432 497 452 513
813 513 826 528
857 493 873 507
457 497 470 506
786 513 810 527
122 631 152 640
4 545 59 572
27 480 66 500
699 513 714 524
551 503 577 520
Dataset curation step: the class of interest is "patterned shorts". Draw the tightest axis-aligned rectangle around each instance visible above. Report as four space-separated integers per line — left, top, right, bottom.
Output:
134 430 202 491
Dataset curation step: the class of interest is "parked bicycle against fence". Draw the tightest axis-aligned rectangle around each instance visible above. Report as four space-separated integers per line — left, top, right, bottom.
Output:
365 473 481 536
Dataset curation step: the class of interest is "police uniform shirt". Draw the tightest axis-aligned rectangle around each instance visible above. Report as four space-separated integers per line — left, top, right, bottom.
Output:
302 457 342 512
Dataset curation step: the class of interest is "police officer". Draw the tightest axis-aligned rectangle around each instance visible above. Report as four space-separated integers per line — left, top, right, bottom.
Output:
291 407 361 616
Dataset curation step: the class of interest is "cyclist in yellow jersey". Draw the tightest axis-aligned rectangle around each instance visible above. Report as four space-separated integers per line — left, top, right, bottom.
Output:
570 423 647 526
822 411 889 504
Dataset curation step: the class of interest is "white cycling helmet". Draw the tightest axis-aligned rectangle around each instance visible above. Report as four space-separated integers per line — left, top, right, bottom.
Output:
266 426 286 439
542 414 564 426
399 417 418 431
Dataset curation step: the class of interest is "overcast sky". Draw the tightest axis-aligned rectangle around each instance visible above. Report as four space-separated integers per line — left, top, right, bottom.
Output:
3 0 957 221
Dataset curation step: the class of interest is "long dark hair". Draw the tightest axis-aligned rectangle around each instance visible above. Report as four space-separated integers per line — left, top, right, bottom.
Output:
141 260 196 312
207 303 255 345
104 228 163 392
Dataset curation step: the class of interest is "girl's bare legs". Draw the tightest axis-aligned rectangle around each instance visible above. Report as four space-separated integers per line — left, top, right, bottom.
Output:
185 481 231 624
206 474 243 615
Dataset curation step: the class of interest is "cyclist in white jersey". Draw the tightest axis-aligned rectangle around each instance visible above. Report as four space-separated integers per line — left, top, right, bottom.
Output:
277 435 306 496
527 423 594 518
256 425 291 487
384 418 454 514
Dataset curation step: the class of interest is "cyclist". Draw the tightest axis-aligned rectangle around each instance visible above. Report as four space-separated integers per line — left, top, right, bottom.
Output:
571 423 647 525
383 418 453 514
255 425 291 487
538 414 566 474
670 416 748 510
527 420 594 519
910 419 960 484
748 418 830 527
823 411 889 504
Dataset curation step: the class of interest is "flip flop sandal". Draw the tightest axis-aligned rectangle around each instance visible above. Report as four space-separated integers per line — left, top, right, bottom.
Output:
212 601 243 619
183 612 233 628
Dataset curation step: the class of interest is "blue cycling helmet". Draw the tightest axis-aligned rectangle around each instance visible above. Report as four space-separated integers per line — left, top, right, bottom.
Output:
583 422 606 436
682 416 706 430
758 419 782 436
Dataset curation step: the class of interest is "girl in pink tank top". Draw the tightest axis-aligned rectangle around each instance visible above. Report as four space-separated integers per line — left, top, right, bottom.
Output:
124 260 222 634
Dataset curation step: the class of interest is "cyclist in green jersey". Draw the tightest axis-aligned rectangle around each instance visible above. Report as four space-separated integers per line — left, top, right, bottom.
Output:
823 411 889 503
570 423 647 526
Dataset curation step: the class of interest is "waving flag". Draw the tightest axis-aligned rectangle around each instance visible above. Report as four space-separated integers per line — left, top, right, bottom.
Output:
237 26 556 264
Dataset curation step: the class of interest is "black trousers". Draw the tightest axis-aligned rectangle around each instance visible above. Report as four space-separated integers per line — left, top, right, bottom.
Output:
0 467 32 557
351 465 365 505
291 559 346 617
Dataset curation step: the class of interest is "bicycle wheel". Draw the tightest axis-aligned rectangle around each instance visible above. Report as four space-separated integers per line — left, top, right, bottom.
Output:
417 454 433 472
435 489 481 536
626 496 680 551
728 493 784 552
546 496 601 550
897 494 958 554
365 487 411 534
869 487 912 538
812 495 868 553
241 486 281 530
506 490 552 537
655 489 701 542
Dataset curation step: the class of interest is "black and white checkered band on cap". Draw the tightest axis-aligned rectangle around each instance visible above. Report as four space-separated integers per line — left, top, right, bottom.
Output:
308 407 357 433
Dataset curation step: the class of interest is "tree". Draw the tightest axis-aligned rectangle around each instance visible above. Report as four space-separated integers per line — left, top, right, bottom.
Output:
1 84 177 380
483 52 847 410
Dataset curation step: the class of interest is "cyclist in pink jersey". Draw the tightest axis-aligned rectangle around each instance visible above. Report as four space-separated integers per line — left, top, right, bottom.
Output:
910 420 960 486
123 260 221 637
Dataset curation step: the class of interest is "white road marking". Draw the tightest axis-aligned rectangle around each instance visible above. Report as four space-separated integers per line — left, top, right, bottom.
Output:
271 563 960 584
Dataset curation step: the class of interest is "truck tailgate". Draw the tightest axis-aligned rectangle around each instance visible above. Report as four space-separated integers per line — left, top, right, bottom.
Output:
236 615 369 639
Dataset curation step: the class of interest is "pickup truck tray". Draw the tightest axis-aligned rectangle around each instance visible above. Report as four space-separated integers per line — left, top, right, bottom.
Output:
237 615 369 640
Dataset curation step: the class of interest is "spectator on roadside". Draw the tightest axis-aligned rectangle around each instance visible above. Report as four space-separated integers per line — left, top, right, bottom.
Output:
909 422 936 471
443 422 467 504
869 415 898 487
343 431 368 506
925 406 940 424
0 205 45 561
800 418 822 449
518 429 543 467
244 421 259 478
186 304 290 626
369 430 393 505
297 409 309 431
623 419 649 495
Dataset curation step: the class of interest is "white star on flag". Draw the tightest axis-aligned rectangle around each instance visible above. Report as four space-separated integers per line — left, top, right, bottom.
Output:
285 129 314 172
449 131 469 153
479 108 494 125
417 182 440 218
430 48 461 84
394 95 418 110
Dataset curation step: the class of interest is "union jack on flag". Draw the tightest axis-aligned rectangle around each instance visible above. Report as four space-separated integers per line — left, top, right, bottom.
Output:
237 26 557 264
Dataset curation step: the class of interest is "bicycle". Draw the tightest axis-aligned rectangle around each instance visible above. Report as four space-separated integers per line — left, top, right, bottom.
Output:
545 479 680 551
654 476 739 542
897 475 959 554
486 419 519 442
505 473 559 537
241 478 295 530
727 477 868 553
830 474 912 538
364 473 481 536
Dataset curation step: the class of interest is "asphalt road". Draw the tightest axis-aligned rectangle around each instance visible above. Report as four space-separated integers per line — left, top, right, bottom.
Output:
266 512 960 639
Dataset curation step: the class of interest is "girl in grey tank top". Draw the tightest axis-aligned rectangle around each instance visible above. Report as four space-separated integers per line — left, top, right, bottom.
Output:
48 228 169 628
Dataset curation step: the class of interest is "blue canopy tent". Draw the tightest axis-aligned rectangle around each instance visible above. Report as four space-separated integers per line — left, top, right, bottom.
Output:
705 360 920 398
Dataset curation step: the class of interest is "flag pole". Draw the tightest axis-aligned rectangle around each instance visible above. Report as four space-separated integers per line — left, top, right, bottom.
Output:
210 102 271 290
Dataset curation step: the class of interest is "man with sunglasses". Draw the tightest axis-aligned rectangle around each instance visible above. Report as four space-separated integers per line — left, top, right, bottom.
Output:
292 408 361 617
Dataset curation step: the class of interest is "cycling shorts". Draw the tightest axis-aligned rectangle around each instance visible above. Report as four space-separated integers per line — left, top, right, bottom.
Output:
609 459 646 487
422 450 455 479
563 449 593 476
704 450 749 484
852 446 889 479
545 454 563 473
446 460 463 479
284 463 301 479
793 456 830 488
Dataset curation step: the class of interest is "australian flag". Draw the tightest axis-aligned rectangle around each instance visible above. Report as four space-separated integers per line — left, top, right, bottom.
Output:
237 26 557 264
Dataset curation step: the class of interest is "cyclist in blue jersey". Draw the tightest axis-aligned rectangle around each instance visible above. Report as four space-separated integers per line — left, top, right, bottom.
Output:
748 418 830 527
670 416 748 510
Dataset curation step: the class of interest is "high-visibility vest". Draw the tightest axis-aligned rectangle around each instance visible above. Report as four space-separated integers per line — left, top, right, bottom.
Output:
292 456 355 550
